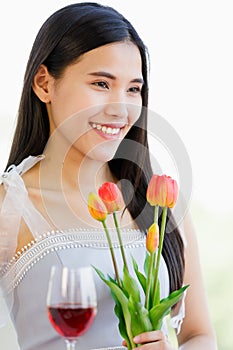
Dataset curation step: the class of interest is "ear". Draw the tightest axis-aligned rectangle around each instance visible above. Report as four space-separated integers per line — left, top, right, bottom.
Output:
32 64 52 103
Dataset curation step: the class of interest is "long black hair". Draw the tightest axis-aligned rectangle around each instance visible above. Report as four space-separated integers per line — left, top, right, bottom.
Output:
6 2 184 293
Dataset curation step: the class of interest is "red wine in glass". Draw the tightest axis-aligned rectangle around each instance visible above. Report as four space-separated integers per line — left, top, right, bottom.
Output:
47 303 96 339
47 266 97 350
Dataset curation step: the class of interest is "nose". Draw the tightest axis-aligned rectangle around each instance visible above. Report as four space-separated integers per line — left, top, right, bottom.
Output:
104 101 128 119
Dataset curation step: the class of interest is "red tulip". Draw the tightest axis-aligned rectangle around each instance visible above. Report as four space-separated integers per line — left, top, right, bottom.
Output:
98 182 124 214
146 174 178 208
146 223 159 253
87 192 108 222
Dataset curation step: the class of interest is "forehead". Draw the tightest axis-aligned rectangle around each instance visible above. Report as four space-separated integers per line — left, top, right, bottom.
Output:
73 41 143 77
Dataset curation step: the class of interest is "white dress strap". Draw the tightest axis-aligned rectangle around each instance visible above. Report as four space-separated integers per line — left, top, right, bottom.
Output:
0 155 52 265
7 155 45 177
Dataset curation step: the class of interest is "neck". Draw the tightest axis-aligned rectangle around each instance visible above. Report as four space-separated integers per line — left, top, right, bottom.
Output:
41 135 115 194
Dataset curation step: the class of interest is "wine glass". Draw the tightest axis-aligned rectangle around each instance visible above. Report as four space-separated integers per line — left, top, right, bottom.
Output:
47 265 97 350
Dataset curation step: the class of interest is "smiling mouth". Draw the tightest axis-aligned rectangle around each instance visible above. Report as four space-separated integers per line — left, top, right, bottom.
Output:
90 122 123 135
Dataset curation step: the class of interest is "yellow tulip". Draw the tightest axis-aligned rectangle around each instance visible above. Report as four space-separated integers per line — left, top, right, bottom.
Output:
146 223 159 253
87 192 107 222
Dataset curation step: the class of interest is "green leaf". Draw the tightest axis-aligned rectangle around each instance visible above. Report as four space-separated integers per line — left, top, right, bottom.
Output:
128 295 153 337
93 266 136 349
122 265 141 303
150 279 160 309
132 256 147 294
143 252 150 276
149 285 189 329
106 277 128 340
93 266 107 282
114 300 131 348
108 274 123 290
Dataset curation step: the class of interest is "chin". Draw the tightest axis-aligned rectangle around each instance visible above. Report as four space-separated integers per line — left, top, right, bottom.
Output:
88 150 116 163
83 140 121 163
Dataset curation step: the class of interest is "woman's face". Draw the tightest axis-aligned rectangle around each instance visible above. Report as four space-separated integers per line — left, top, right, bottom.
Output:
46 41 143 162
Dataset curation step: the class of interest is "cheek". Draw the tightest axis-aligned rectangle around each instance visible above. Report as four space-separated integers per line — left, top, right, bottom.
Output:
128 103 142 126
50 84 94 123
49 98 95 133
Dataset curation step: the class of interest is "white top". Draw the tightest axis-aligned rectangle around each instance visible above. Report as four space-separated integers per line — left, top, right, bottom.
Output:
0 156 185 350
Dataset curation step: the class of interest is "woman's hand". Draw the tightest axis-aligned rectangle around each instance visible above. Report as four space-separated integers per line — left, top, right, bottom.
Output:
123 330 176 349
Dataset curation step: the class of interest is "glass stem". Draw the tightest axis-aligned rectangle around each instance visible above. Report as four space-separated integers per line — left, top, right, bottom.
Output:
65 340 77 350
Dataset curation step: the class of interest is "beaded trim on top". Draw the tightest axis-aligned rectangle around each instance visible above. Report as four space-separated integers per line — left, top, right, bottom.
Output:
0 228 145 293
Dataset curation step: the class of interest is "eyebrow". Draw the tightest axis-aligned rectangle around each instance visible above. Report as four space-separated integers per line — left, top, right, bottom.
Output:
88 71 144 84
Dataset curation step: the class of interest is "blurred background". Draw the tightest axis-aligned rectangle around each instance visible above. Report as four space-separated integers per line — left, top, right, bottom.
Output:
0 1 232 349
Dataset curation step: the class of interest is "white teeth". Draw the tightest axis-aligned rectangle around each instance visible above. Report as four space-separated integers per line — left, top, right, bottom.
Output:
91 123 121 135
106 127 113 134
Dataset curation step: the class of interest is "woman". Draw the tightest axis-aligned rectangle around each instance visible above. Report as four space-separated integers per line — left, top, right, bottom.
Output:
0 2 217 349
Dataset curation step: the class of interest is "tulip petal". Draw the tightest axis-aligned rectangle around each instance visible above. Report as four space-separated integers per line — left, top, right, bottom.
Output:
98 182 124 213
87 192 107 221
146 223 159 253
147 174 178 208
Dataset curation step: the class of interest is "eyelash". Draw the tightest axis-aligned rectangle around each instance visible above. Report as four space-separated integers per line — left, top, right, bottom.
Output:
128 86 142 93
92 81 142 94
92 81 109 89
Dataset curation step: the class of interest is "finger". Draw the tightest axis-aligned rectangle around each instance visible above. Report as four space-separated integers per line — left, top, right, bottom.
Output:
133 340 168 350
122 340 127 347
134 330 167 344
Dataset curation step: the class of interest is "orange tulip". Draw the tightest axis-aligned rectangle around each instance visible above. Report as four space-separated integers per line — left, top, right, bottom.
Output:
98 182 124 214
146 223 159 253
87 192 108 222
146 174 178 208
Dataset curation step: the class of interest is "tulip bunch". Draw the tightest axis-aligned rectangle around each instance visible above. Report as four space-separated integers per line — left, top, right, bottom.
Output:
88 176 188 349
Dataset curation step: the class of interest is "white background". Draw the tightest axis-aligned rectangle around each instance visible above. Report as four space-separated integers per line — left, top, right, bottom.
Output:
0 1 232 349
1 0 232 211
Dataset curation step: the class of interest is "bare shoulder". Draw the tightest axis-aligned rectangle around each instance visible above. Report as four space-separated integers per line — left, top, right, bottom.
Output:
0 161 40 207
21 161 41 189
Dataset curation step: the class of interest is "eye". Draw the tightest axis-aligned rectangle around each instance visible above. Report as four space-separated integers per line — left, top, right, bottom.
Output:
128 86 142 94
92 81 109 89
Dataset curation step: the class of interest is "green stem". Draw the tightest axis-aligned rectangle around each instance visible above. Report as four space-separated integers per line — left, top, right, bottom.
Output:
102 220 121 287
152 207 167 302
145 251 155 309
113 211 128 271
128 334 137 349
154 205 159 223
